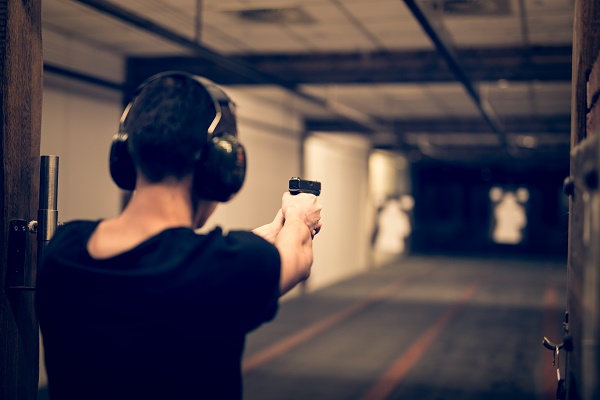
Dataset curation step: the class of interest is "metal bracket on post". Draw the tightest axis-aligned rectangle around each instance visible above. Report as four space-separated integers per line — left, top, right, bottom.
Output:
6 155 59 291
6 219 32 290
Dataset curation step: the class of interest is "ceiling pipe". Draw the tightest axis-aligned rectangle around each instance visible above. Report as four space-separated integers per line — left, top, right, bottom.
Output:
403 0 511 149
73 0 390 134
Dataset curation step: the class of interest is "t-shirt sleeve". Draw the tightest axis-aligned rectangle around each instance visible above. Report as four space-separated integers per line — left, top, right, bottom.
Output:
222 231 281 333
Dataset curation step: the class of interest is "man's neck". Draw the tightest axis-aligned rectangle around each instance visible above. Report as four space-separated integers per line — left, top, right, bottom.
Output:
120 179 196 230
87 178 200 259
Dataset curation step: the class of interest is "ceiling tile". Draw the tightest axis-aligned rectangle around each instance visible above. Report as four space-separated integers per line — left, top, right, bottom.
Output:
40 0 574 153
444 16 523 46
343 0 413 21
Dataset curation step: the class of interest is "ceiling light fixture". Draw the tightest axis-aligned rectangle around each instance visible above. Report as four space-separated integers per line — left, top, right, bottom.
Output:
220 3 315 25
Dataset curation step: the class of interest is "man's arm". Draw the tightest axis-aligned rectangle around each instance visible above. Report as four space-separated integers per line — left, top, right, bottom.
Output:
252 209 284 244
251 193 322 296
275 192 322 295
275 216 314 295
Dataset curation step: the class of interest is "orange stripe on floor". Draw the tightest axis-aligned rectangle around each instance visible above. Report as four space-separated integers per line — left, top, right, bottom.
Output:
361 280 481 400
242 279 408 373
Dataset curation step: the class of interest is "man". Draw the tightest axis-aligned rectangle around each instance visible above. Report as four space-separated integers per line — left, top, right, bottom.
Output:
36 72 322 399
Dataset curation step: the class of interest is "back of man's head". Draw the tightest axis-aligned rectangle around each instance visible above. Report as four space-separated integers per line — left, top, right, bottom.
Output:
123 74 215 183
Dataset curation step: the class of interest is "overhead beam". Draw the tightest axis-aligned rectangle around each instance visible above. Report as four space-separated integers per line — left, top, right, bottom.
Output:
373 143 569 167
305 115 571 134
403 0 508 146
127 45 571 85
73 0 389 134
44 63 124 91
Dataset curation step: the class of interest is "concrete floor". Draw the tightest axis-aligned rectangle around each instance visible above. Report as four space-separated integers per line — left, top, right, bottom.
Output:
242 255 567 400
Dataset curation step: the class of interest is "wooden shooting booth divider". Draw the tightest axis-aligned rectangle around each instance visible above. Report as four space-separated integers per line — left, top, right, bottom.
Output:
0 1 43 400
566 1 600 399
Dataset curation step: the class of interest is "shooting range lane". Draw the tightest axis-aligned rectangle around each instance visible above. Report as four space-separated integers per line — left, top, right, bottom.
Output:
242 260 437 373
242 256 566 400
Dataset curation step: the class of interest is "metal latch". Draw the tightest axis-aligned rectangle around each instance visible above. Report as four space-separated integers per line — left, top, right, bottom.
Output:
6 155 60 291
6 219 34 290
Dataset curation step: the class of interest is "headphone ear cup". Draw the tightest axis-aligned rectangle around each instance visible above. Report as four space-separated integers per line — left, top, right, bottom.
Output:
109 132 137 191
194 134 246 202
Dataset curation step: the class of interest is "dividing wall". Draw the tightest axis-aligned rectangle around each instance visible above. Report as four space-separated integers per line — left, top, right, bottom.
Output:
303 133 372 291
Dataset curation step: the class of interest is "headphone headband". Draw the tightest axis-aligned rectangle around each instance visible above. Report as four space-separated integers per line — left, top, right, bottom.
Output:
120 72 238 138
109 71 246 202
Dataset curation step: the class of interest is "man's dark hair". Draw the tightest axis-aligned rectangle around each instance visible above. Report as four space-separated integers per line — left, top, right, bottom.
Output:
123 74 216 183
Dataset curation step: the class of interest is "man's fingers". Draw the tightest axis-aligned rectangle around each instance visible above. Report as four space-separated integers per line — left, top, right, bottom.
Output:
274 209 284 224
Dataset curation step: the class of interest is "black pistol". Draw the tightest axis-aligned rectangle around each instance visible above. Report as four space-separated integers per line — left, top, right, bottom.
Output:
289 177 321 196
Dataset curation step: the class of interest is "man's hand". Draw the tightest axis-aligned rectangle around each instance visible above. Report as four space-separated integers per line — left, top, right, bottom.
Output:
252 209 285 244
281 192 322 238
269 192 323 295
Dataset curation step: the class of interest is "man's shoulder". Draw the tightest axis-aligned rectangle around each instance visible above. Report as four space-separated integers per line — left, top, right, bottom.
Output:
219 229 278 254
48 219 100 248
201 228 280 272
56 219 101 235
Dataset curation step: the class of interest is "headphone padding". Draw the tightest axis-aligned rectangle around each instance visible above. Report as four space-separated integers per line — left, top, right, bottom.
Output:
194 134 246 202
109 132 137 191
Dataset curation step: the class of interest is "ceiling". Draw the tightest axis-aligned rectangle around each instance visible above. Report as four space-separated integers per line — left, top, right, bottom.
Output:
41 0 575 166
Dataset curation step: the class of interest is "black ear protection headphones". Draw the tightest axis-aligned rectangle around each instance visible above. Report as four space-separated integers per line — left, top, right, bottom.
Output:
109 71 246 202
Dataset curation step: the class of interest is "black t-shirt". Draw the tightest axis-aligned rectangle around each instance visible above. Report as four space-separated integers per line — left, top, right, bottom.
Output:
36 220 281 400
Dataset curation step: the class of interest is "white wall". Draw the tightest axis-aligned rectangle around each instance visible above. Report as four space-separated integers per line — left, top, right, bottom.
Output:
201 88 304 231
41 75 123 222
303 133 372 291
41 27 125 222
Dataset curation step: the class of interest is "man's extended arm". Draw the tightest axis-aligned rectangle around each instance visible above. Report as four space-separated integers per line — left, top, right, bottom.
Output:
251 193 322 296
252 209 284 244
275 216 314 294
275 192 322 295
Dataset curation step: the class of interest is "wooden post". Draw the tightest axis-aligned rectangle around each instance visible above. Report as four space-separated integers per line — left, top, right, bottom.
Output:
0 1 43 399
567 1 600 399
571 0 600 146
